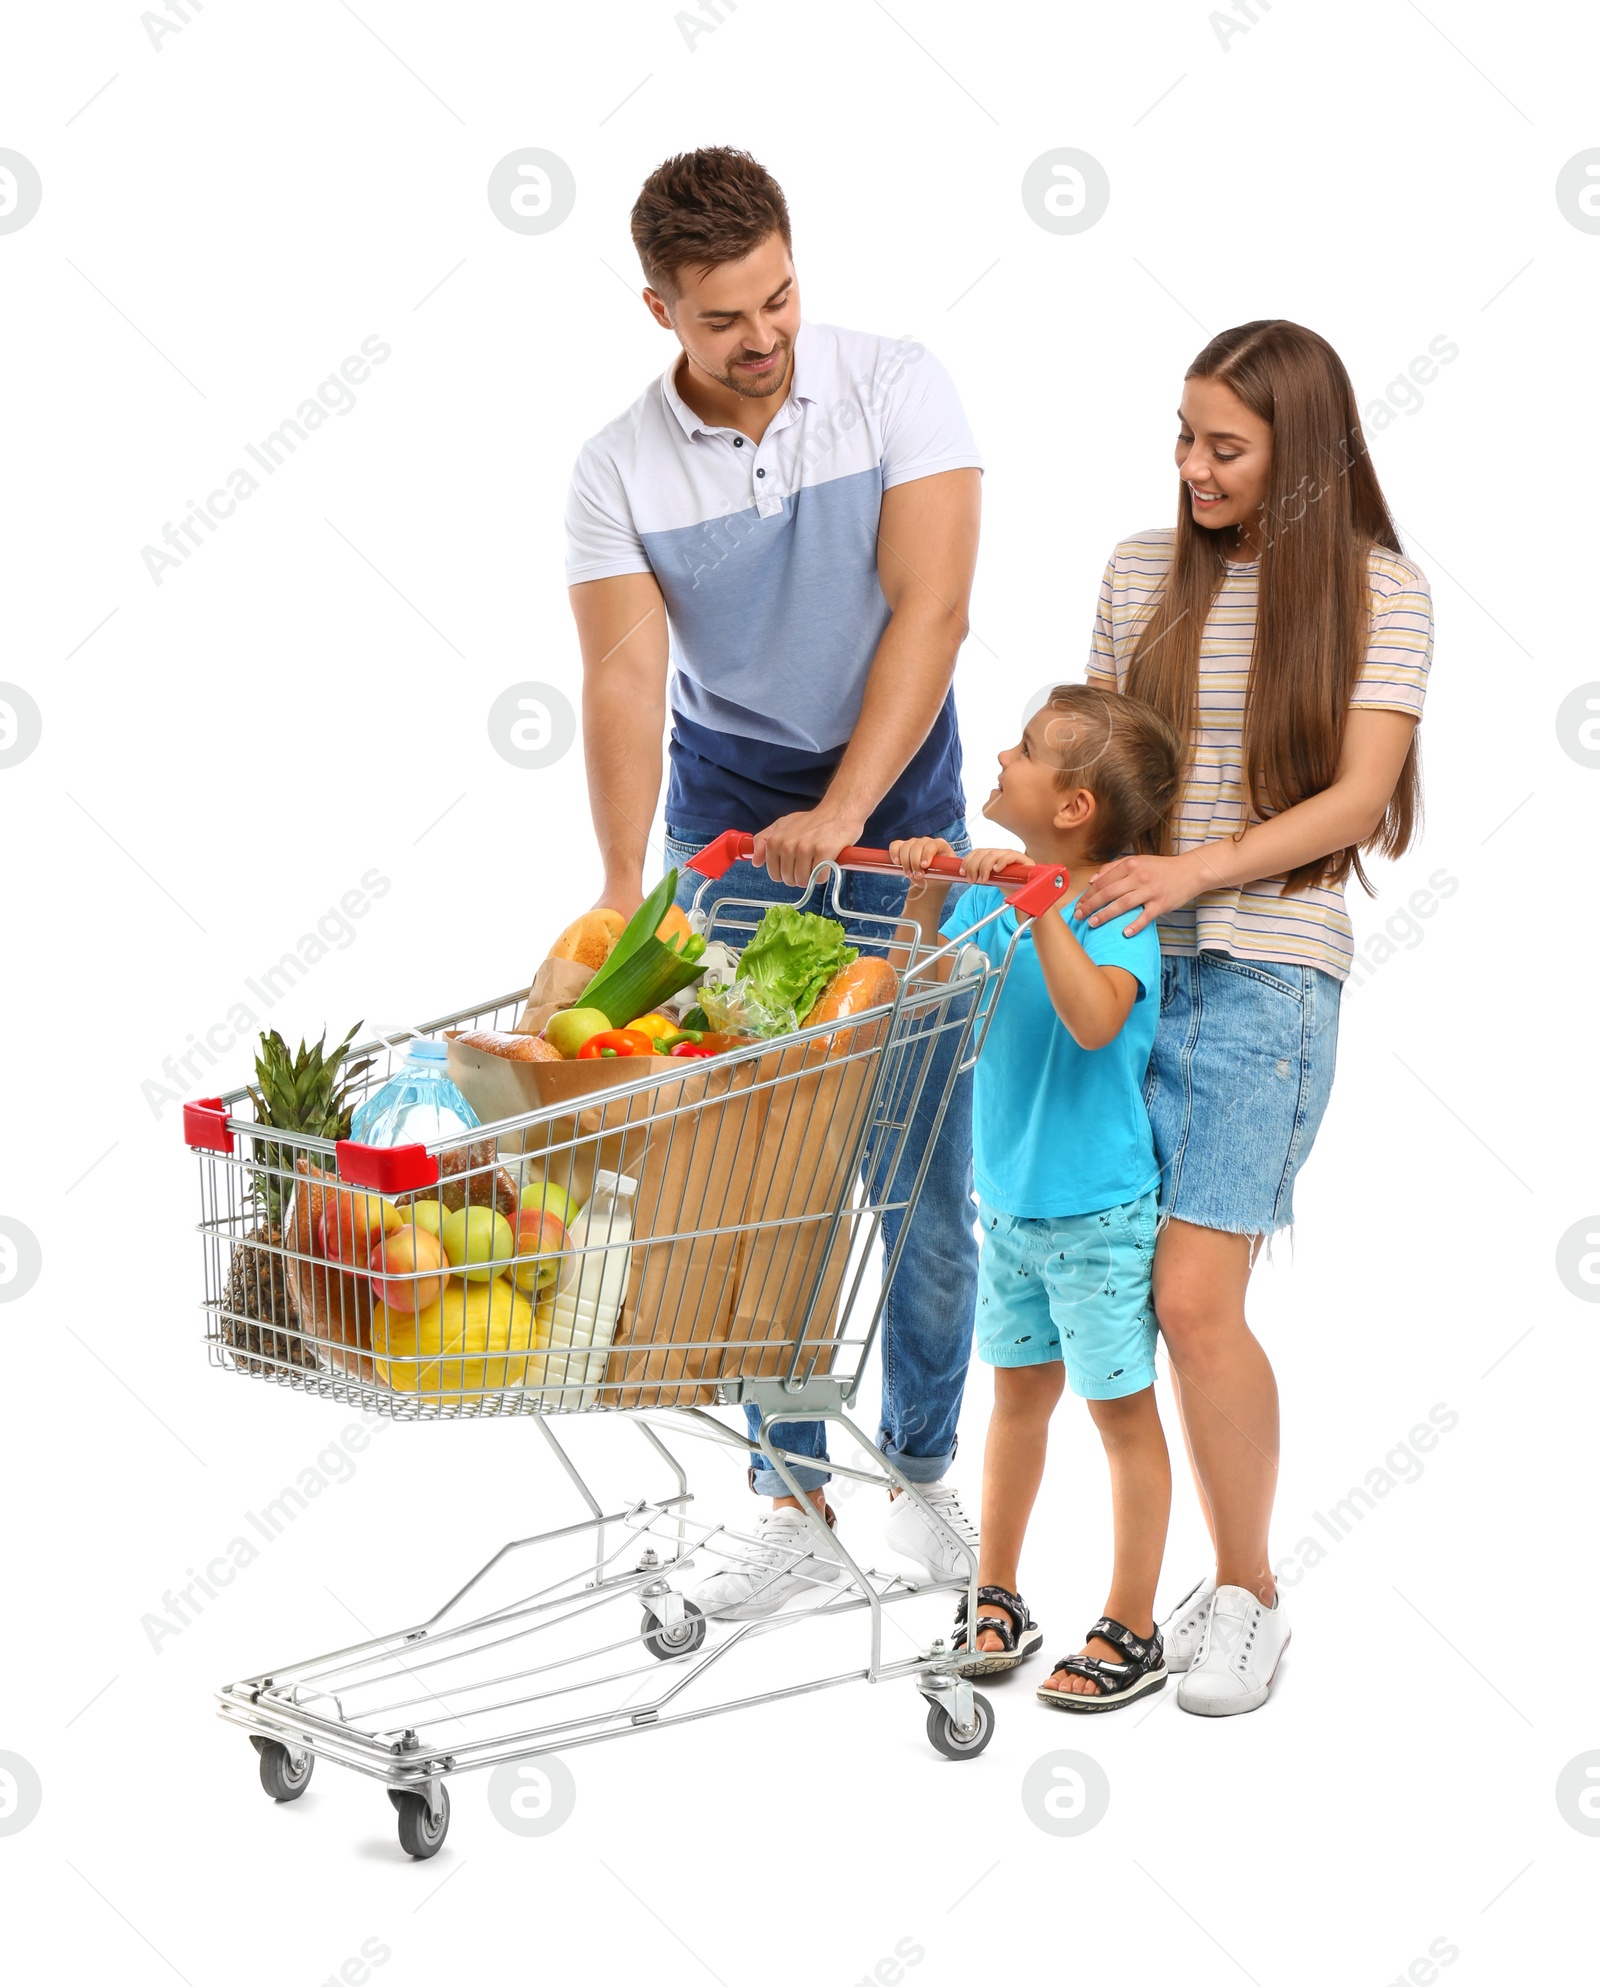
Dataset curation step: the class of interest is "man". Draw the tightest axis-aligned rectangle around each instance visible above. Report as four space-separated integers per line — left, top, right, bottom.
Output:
565 147 982 1612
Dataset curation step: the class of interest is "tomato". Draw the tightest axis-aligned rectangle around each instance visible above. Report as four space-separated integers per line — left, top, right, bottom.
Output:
576 1028 657 1060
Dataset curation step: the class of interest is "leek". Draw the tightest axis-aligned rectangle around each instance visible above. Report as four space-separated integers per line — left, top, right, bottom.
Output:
580 870 711 1026
592 873 678 982
584 944 707 1027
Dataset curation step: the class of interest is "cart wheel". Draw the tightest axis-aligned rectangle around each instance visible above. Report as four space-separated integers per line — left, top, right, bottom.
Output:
925 1691 994 1761
641 1597 706 1661
387 1788 407 1812
395 1784 450 1860
257 1740 314 1801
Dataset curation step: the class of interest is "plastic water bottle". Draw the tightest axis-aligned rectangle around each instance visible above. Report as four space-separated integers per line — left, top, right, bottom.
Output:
351 1039 480 1145
540 1171 638 1407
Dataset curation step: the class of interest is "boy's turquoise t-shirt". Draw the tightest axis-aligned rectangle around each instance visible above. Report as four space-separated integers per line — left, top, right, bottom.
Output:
940 884 1161 1219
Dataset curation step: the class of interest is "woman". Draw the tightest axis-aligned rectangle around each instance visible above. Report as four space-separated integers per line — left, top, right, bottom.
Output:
1070 319 1434 1714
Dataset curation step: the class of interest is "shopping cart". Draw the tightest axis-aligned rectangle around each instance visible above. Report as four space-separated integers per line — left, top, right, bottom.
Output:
187 834 1068 1857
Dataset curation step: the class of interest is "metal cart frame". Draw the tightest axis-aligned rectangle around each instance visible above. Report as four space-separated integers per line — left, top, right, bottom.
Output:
189 835 1067 1856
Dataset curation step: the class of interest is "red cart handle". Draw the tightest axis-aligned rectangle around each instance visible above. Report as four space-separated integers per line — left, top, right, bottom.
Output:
685 830 1069 922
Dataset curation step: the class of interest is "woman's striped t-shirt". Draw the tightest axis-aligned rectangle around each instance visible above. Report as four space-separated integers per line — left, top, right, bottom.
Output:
1085 529 1434 980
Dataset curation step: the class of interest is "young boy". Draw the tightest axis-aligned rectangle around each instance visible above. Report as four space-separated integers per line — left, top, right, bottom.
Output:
890 683 1183 1711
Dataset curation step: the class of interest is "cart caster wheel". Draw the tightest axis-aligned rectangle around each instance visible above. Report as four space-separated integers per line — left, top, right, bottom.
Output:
387 1789 406 1813
641 1597 706 1661
257 1739 314 1801
925 1691 994 1760
395 1785 450 1860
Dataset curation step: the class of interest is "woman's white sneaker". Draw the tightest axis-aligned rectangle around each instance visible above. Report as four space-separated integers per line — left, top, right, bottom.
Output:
1176 1583 1290 1716
1158 1574 1217 1674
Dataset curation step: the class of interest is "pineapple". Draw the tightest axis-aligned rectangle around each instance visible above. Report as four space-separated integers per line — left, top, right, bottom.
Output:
224 1024 373 1374
224 1223 309 1374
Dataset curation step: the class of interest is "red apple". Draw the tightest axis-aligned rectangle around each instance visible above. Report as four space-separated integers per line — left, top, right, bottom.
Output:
369 1223 449 1314
325 1189 403 1268
510 1209 570 1294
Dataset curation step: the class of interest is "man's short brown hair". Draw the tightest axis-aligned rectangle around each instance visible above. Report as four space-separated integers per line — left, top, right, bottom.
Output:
631 148 791 298
1035 684 1184 860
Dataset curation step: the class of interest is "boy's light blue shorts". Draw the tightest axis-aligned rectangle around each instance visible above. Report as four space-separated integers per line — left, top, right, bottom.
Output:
975 1190 1159 1400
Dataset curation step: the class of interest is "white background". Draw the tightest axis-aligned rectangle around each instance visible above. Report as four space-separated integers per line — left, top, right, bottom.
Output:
4 0 1597 1980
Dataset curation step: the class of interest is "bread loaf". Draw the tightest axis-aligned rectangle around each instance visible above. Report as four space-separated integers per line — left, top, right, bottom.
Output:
283 1160 375 1381
802 956 898 1027
397 1141 520 1223
454 1029 562 1063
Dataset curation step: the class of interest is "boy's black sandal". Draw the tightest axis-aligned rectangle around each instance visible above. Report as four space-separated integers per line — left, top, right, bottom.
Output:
951 1585 1045 1675
1036 1616 1168 1712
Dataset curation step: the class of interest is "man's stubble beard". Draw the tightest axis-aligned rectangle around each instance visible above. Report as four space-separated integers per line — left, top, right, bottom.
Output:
704 337 793 400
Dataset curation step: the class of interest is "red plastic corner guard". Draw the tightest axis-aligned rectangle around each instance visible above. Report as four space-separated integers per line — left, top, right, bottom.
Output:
335 1141 440 1194
182 1100 439 1192
1010 865 1071 921
182 1097 234 1154
685 829 754 879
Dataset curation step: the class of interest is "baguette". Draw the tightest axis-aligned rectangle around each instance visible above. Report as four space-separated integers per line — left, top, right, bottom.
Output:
802 956 898 1028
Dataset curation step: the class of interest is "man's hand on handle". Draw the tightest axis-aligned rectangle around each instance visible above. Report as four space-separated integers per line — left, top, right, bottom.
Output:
750 808 866 889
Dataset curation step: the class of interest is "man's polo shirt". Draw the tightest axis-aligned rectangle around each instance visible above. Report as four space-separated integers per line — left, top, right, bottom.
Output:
565 321 982 845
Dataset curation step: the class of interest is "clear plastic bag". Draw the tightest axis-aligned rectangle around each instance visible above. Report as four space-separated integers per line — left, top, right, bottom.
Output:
696 979 797 1039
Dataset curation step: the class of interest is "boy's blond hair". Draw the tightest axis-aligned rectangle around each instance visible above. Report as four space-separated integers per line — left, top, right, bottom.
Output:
1036 684 1183 860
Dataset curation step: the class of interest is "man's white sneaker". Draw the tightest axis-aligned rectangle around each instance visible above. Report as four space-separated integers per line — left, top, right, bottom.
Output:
1176 1583 1290 1716
691 1506 845 1621
1158 1574 1217 1675
882 1483 980 1583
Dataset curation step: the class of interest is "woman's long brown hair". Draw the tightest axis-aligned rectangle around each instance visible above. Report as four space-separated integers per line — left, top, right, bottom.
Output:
1124 319 1421 893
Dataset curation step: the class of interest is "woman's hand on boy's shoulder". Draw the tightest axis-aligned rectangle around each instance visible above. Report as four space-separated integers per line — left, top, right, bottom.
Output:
887 835 955 877
1072 850 1205 936
962 846 1028 889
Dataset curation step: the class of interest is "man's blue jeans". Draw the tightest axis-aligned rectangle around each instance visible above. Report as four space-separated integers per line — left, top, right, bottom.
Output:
663 822 980 1494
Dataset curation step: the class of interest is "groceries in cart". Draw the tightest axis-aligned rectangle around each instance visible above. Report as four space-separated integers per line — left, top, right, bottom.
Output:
457 867 900 1066
213 864 908 1401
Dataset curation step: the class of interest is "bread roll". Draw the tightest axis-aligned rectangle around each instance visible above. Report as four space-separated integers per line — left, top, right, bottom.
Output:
549 909 626 971
454 1029 562 1063
399 1141 519 1222
283 1160 375 1382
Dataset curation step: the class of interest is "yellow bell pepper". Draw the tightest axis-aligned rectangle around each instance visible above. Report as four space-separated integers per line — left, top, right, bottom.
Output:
627 1011 680 1042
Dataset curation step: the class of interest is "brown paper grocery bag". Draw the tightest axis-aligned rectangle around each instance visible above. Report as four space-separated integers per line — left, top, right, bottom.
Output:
447 1034 661 1208
512 956 594 1037
602 1052 770 1408
449 1031 768 1410
716 1030 881 1386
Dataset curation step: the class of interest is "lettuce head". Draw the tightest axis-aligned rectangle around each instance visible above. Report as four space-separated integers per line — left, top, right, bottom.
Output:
735 905 857 1026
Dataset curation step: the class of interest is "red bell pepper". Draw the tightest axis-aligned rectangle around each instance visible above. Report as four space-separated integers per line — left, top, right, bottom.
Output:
669 1041 715 1058
576 1028 657 1060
